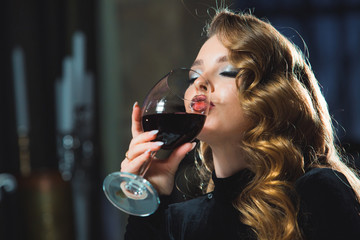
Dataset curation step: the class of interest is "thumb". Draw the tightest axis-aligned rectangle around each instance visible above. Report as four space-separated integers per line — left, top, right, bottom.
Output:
167 142 197 171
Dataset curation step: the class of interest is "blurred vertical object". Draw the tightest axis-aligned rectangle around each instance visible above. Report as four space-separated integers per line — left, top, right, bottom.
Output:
12 47 30 136
55 31 96 240
12 47 31 177
11 46 76 240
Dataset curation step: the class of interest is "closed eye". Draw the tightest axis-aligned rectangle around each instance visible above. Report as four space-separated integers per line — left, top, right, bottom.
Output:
220 71 239 78
189 71 201 83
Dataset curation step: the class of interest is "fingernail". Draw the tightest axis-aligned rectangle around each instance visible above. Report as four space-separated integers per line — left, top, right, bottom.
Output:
154 142 164 146
133 101 138 109
191 142 197 150
145 149 151 154
149 130 159 135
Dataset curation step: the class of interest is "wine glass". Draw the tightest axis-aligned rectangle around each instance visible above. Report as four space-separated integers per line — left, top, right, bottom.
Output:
103 68 211 216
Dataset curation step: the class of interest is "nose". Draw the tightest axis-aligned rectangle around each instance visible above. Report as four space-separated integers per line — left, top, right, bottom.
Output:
194 76 214 94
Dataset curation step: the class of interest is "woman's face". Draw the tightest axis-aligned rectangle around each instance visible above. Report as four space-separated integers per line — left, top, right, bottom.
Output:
192 35 249 145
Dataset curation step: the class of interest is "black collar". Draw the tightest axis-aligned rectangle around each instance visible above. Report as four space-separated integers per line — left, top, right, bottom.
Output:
212 168 254 202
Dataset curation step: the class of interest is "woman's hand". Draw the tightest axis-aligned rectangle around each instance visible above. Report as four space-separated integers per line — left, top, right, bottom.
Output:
120 102 195 196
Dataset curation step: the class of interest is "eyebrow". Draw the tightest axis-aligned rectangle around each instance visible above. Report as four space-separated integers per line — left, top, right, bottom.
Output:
191 55 229 67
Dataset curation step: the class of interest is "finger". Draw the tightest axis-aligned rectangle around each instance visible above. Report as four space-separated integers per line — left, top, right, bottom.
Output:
128 129 159 151
127 140 163 161
131 102 142 138
121 150 152 174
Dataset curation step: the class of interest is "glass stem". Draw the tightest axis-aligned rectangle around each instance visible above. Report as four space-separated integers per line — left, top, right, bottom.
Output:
138 152 156 177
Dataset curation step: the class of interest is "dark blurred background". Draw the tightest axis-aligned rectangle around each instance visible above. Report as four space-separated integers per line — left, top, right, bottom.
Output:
0 0 359 239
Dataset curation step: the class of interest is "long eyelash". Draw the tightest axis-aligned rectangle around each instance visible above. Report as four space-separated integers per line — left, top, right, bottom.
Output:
220 71 239 78
189 77 198 83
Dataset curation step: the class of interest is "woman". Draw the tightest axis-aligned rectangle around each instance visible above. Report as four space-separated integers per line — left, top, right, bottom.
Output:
121 9 360 240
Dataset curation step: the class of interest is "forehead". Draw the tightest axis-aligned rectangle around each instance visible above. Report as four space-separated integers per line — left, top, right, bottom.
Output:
194 36 229 65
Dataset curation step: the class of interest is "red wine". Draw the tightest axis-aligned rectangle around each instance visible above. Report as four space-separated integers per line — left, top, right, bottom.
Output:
142 113 206 150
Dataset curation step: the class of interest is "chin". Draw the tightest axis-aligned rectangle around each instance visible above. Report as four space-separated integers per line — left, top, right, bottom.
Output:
196 129 207 142
196 127 215 144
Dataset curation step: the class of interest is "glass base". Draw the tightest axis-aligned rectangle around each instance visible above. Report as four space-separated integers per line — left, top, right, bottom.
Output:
103 172 160 216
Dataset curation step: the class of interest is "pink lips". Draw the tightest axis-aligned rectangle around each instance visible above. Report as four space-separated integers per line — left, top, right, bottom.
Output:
191 95 209 113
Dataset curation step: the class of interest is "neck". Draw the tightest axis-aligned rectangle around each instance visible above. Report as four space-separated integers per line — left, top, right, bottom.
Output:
210 143 248 178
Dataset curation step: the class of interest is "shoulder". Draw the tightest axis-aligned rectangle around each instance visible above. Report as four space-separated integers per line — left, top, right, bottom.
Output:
295 167 358 209
295 167 356 200
295 168 360 239
296 167 349 189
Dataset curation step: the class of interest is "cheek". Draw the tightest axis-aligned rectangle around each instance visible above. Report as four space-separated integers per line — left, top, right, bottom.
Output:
198 81 249 141
184 86 195 100
214 101 248 135
226 94 249 133
198 106 248 143
217 80 239 102
203 99 245 132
